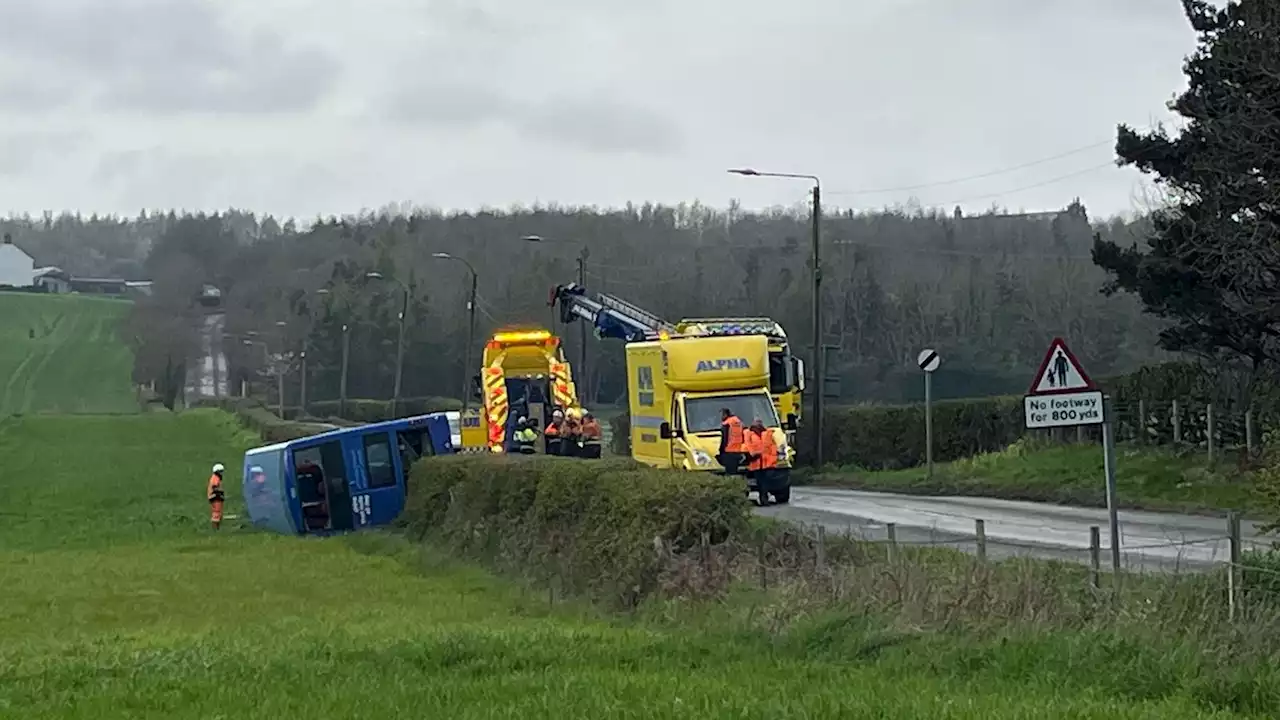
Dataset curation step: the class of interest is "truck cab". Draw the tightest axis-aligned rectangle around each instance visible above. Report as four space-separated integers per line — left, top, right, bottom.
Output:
627 334 792 502
674 318 804 445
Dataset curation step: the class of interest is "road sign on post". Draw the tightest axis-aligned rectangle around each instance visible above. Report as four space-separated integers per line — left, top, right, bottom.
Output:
917 348 941 478
1023 338 1103 429
1023 337 1118 571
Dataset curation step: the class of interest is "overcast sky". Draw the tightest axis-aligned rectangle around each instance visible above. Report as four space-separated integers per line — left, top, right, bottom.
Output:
0 0 1196 221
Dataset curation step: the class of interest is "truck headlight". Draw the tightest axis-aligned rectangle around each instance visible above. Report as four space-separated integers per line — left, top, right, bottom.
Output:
692 450 713 467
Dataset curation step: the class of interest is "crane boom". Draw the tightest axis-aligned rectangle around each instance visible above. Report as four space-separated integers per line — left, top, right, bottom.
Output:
548 283 674 342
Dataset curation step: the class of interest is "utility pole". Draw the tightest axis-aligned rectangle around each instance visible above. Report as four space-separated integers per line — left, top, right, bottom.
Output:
811 182 824 467
299 347 308 415
464 269 477 412
577 246 589 402
339 323 350 417
392 286 407 417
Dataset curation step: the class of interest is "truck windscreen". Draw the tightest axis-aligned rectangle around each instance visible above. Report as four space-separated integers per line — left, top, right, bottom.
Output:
685 394 780 434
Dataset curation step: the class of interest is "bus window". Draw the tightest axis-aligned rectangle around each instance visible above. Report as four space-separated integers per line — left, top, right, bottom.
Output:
363 432 396 489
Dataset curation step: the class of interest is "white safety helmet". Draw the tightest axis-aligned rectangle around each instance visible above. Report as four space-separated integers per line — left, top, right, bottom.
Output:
212 463 225 474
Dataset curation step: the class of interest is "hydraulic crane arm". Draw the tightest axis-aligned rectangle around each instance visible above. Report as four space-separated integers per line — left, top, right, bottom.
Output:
548 282 674 343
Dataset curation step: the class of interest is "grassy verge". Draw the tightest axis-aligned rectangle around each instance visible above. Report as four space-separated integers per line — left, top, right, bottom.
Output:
807 437 1259 515
4 411 1279 717
0 293 137 415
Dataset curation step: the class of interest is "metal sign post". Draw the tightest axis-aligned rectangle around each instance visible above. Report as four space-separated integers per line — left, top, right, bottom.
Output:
917 348 941 479
1023 337 1117 571
1102 394 1120 572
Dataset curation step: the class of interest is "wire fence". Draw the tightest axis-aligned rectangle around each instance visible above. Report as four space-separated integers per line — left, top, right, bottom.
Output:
1058 398 1274 465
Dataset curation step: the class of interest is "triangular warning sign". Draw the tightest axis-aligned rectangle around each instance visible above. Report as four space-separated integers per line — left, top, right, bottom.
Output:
1029 337 1095 395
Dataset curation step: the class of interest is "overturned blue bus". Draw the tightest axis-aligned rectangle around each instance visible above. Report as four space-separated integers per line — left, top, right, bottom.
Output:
241 413 454 535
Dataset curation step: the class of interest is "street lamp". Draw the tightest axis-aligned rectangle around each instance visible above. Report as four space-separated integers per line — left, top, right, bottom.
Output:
522 235 590 400
728 167 826 467
431 253 478 413
244 337 285 419
366 271 410 417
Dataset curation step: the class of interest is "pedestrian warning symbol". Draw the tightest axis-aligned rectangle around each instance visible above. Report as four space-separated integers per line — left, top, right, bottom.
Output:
1029 337 1095 395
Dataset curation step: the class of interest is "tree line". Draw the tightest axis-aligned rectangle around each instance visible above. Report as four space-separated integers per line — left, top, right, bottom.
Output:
4 199 1167 412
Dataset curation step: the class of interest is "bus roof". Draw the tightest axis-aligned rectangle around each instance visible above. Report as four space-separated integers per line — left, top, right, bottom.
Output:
243 412 453 455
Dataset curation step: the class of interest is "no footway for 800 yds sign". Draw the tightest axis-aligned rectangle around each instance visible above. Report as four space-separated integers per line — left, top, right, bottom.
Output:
1024 392 1103 428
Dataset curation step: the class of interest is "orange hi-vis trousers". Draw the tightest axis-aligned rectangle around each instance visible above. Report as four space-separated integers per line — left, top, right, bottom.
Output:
209 498 224 523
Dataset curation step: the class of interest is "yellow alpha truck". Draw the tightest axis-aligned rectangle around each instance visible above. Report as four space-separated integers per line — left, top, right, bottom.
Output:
627 333 793 503
547 284 804 457
466 328 581 452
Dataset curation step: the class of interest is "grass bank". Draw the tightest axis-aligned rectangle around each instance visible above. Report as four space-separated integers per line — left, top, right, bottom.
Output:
807 437 1258 515
3 412 1278 717
0 293 137 415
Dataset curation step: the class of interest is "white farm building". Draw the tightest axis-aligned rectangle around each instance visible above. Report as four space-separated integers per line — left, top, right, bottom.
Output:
0 234 35 288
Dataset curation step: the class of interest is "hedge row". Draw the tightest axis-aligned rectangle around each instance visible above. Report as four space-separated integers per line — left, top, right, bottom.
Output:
282 396 462 423
397 455 750 607
192 397 339 443
607 395 1025 471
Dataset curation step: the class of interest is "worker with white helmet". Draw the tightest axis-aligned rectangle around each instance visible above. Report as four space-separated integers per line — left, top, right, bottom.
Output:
207 463 226 530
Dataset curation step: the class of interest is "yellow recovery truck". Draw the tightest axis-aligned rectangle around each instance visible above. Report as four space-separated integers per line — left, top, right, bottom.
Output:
462 328 582 453
550 284 793 502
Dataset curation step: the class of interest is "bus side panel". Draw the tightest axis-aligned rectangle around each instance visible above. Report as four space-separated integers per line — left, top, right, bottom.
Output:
343 431 404 529
627 346 670 468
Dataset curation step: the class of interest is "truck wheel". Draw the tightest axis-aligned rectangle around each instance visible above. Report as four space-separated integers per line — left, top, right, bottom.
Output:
773 487 790 504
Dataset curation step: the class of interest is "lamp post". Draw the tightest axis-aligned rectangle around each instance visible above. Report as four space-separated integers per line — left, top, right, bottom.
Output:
522 235 590 401
316 287 352 417
366 271 410 417
430 253 478 412
728 168 825 467
244 337 285 419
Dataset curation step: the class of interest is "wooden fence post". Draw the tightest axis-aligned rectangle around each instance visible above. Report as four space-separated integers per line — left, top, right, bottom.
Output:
975 519 987 563
757 535 768 590
1172 399 1182 444
1089 526 1101 590
886 523 897 563
1228 511 1241 621
1246 407 1256 457
816 525 827 571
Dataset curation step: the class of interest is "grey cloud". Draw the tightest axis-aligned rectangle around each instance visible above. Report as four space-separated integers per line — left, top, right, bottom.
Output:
516 96 681 155
0 0 340 115
386 84 517 128
385 84 682 156
0 130 84 176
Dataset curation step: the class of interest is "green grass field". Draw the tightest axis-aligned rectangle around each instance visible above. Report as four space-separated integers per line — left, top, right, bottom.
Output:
0 293 137 415
0 411 1272 718
811 437 1258 515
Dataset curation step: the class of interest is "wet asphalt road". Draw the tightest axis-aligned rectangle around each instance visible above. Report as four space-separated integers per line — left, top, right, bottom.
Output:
756 486 1272 573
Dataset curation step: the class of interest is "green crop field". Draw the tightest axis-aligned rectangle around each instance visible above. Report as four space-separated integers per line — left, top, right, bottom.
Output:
0 293 137 416
0 411 1269 718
